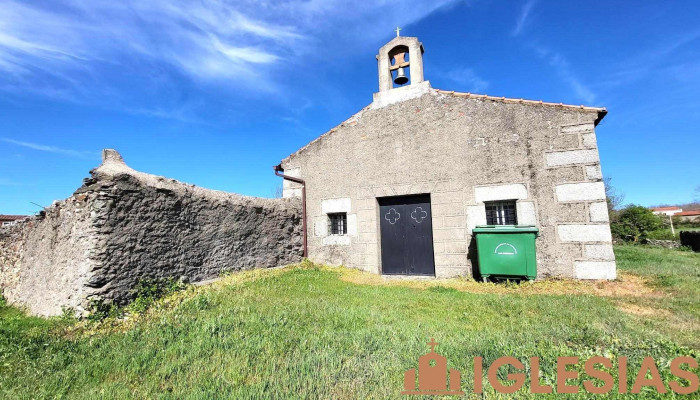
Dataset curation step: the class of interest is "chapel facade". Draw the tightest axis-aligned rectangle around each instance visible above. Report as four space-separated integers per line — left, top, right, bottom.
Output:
277 34 616 280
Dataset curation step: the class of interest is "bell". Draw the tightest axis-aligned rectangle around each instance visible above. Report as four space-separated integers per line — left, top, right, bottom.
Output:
394 67 408 85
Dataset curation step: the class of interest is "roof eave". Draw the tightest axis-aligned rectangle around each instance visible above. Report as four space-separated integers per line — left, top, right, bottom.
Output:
594 109 608 126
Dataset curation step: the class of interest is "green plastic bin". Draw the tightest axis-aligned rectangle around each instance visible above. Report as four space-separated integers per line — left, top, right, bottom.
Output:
472 225 539 281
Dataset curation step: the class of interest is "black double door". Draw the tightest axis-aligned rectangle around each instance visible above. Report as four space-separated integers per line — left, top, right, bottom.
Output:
379 194 436 276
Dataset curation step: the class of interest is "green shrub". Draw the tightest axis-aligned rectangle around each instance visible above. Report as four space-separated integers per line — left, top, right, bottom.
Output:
610 205 665 242
128 278 186 314
645 229 677 240
86 298 122 321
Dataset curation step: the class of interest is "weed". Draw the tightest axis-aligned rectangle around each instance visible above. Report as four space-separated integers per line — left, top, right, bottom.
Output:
86 298 121 322
127 277 187 314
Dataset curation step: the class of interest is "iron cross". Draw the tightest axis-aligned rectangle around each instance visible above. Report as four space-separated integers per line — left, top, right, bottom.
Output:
395 26 402 37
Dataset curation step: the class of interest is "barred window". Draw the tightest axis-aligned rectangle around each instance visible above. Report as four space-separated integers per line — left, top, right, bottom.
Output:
328 213 347 235
485 201 517 225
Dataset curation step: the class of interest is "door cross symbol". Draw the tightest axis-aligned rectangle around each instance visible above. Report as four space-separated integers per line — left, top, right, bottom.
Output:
411 206 428 223
385 208 401 224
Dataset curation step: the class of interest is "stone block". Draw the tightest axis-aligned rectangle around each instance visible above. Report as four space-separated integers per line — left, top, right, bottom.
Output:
432 191 462 204
432 202 465 217
283 188 302 198
574 261 617 280
551 166 585 182
466 205 486 232
282 168 302 198
589 202 609 222
546 149 599 167
322 235 351 246
555 182 606 202
314 216 328 237
321 197 351 214
434 253 468 267
583 244 615 260
561 123 594 134
516 201 537 225
356 198 375 210
431 216 445 229
356 209 375 221
554 203 587 223
585 165 602 180
582 133 597 148
433 228 466 242
444 215 467 228
558 224 612 242
359 221 376 233
358 232 376 243
443 241 467 254
347 213 358 236
550 134 580 150
474 183 528 202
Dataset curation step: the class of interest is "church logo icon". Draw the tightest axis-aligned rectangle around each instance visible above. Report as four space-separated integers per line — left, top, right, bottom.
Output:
401 338 464 396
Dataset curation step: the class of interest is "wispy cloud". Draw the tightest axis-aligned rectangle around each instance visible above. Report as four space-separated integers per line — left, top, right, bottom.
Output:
512 0 536 36
0 138 97 159
441 67 490 93
531 45 596 104
599 29 700 88
0 0 459 116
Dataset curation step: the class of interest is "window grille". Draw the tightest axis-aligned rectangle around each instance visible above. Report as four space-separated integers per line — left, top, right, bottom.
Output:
485 201 518 225
328 213 347 235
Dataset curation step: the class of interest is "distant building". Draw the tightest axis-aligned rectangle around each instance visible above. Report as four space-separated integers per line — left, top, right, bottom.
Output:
675 210 700 223
0 215 27 227
651 206 683 216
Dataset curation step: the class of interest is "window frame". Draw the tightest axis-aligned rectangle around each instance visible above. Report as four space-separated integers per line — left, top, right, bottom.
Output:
327 212 348 236
484 200 518 225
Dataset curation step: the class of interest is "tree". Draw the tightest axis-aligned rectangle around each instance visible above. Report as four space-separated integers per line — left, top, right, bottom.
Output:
604 177 625 221
610 205 664 242
272 184 283 199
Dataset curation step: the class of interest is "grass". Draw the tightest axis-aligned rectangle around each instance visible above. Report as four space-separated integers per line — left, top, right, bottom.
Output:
0 246 698 399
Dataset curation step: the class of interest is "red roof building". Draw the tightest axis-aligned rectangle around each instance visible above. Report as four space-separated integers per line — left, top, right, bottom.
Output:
0 215 27 227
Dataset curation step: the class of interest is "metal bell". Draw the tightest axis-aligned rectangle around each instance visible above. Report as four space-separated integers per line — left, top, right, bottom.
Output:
394 67 408 85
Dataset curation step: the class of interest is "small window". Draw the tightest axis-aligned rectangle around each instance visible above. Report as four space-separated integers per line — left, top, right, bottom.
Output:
485 201 517 225
328 213 347 235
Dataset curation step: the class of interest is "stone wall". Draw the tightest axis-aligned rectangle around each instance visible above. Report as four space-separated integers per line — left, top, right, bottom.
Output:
0 150 303 316
280 88 616 280
0 196 99 316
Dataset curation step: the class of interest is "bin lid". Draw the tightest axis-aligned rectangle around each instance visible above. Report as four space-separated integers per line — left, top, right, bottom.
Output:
472 225 539 235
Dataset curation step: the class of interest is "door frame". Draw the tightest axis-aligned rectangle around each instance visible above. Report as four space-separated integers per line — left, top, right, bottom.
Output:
377 193 436 276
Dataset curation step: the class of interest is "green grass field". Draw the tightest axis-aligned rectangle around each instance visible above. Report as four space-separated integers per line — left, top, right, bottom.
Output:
1 245 698 399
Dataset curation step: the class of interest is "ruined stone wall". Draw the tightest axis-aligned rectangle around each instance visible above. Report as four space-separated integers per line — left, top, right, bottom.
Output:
0 151 303 316
0 196 100 316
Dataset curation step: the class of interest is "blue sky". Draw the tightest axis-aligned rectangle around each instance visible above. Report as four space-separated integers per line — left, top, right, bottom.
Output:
1 0 699 215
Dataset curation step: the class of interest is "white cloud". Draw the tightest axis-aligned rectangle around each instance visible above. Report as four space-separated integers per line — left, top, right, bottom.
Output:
531 45 596 104
600 29 700 88
0 137 98 159
512 0 536 37
0 0 459 109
